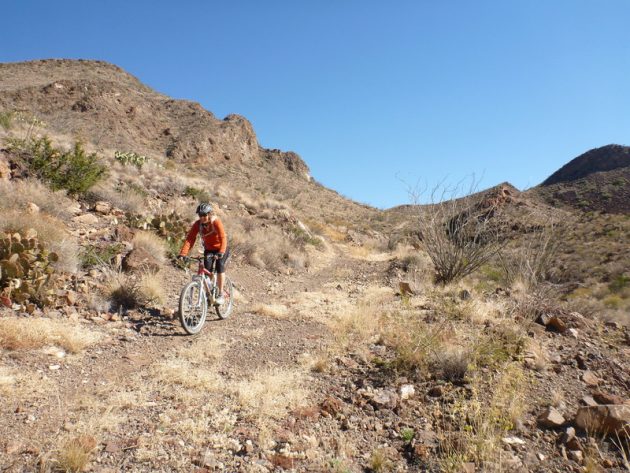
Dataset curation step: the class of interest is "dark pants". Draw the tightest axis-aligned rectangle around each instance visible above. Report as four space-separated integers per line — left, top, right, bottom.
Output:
204 247 230 274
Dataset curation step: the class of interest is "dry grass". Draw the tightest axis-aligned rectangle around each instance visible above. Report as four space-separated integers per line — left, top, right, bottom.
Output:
252 303 289 318
0 365 16 394
437 363 529 471
106 275 140 310
152 358 225 401
0 317 101 353
232 368 309 420
228 219 308 271
88 181 147 214
132 231 167 265
53 435 97 473
329 287 392 352
137 271 165 306
0 179 74 218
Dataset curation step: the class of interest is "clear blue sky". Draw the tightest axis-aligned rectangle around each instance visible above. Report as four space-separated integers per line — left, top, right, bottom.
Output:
2 1 629 208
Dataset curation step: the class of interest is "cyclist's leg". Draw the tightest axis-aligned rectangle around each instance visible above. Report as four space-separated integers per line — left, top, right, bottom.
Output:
215 248 230 301
203 250 216 273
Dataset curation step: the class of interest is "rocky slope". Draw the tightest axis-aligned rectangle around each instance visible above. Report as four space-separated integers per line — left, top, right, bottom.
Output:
533 145 630 214
0 59 629 472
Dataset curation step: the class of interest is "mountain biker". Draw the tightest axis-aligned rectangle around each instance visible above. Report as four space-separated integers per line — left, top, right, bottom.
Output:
178 203 230 305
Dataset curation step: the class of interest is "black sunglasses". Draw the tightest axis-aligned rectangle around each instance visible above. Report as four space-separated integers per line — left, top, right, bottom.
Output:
198 213 209 217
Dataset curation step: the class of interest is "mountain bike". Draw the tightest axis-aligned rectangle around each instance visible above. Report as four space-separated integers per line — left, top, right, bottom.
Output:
178 255 234 335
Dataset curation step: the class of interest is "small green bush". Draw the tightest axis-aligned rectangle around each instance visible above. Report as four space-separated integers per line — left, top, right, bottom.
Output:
80 243 125 269
0 110 14 130
184 186 211 203
10 137 107 195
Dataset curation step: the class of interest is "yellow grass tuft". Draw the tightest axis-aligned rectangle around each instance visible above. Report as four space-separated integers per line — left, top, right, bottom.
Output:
0 317 100 353
252 303 289 318
232 368 309 420
54 435 97 473
137 271 165 306
132 231 166 265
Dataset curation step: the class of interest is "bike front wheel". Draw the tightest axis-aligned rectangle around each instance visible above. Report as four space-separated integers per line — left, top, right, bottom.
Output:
215 276 234 319
179 280 208 335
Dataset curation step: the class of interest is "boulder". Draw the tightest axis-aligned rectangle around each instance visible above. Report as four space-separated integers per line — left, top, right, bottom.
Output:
573 405 630 438
122 247 161 273
72 213 99 225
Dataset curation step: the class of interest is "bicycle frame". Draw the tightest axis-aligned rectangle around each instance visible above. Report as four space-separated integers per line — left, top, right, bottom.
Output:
187 256 217 306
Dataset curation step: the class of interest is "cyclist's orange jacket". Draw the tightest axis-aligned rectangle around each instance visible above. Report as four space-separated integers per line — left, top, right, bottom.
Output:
179 217 227 255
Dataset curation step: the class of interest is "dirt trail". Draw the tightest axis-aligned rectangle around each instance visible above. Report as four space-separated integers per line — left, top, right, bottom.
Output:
1 239 395 472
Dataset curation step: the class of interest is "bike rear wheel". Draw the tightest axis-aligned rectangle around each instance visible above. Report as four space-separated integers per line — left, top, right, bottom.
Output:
214 276 234 319
179 280 208 335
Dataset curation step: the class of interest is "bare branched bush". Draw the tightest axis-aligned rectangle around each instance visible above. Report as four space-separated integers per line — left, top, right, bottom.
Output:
415 180 509 285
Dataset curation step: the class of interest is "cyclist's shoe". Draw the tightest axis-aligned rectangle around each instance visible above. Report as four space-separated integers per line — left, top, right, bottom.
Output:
215 295 225 305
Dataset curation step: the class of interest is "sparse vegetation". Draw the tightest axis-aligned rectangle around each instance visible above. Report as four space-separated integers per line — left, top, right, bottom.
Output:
0 317 100 353
114 150 148 168
416 182 508 284
8 136 107 195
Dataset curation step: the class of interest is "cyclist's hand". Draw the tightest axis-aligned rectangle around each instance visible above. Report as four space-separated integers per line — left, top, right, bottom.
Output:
177 255 187 262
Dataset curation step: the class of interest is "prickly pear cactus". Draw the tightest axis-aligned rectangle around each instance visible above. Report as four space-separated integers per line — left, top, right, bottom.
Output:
128 211 188 244
0 230 58 307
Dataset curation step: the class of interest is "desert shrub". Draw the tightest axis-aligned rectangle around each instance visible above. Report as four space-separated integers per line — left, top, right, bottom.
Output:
8 137 107 195
430 348 472 383
435 364 528 472
0 110 14 130
127 211 188 259
499 220 561 289
184 185 211 203
415 182 507 285
54 435 96 473
102 266 143 311
229 219 308 271
608 274 630 293
80 243 125 269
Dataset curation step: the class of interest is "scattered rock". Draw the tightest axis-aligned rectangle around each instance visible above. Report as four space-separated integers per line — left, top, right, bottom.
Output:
428 386 444 398
593 391 626 405
72 213 99 224
400 384 415 400
568 450 583 464
581 370 600 387
537 407 566 428
581 396 598 407
26 202 40 214
573 405 630 438
399 281 415 296
371 389 399 409
502 436 526 445
94 201 112 214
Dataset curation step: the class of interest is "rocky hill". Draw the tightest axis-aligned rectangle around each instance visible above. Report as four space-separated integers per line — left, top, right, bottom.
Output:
533 145 630 214
0 59 629 473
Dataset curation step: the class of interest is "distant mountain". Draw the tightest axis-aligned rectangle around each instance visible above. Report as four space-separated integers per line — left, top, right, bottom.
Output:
533 145 630 214
541 144 630 186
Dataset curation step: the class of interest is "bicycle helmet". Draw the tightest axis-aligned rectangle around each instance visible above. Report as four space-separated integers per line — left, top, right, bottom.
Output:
196 203 213 216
